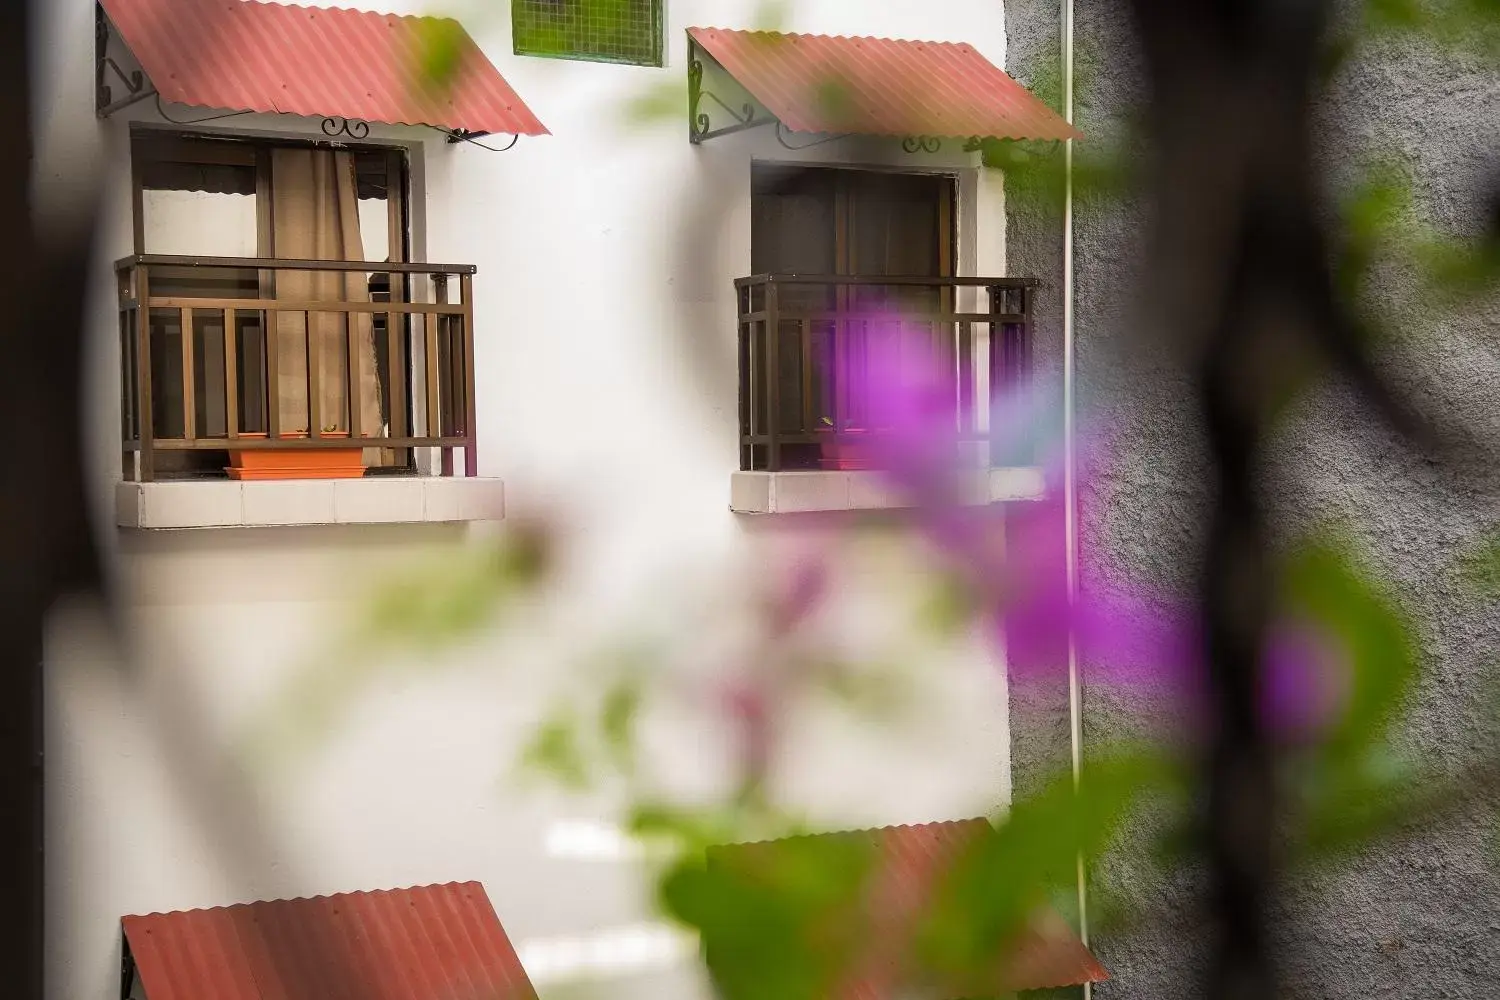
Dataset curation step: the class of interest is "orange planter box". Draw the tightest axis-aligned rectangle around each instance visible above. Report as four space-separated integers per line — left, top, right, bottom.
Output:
226 432 366 481
816 428 879 471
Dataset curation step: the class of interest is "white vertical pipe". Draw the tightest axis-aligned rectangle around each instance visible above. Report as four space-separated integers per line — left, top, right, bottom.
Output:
1060 0 1089 993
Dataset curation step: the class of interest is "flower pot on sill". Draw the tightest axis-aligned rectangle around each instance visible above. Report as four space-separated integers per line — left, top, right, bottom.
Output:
226 431 366 481
816 428 880 471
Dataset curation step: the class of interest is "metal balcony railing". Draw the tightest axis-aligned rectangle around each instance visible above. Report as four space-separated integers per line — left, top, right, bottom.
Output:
116 254 479 481
734 274 1035 473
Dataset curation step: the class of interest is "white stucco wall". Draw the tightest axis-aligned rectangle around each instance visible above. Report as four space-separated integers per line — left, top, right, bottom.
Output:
38 2 1017 999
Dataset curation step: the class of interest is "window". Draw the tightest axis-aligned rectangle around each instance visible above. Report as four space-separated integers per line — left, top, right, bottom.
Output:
738 164 1033 477
743 165 964 472
125 132 479 482
512 0 663 67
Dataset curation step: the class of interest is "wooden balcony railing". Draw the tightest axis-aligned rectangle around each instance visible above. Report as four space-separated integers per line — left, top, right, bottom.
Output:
734 274 1035 473
116 255 479 482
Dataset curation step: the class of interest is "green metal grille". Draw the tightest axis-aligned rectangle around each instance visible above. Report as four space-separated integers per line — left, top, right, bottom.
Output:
513 0 663 67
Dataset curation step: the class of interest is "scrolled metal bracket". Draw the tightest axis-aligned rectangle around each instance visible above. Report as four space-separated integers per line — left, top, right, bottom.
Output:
321 116 371 139
774 122 849 151
96 5 154 118
688 57 770 144
901 135 943 154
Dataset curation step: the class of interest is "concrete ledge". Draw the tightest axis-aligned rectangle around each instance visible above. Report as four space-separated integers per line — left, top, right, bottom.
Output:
730 468 1046 514
116 477 505 529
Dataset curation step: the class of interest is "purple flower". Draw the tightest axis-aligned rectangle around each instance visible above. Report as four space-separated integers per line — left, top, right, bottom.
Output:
842 312 1348 742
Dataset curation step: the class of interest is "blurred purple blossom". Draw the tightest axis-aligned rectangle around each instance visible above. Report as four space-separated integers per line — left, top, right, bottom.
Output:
845 317 1349 742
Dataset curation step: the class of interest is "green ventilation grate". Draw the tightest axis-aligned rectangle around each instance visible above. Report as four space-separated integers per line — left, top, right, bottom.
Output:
513 0 664 67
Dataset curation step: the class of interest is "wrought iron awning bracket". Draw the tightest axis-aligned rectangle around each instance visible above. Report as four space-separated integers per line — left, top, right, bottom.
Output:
96 3 155 119
688 44 773 144
775 122 849 151
901 135 944 154
435 127 521 151
321 117 371 139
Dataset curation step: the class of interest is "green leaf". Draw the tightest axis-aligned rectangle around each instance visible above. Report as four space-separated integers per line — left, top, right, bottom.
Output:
1277 538 1441 862
1280 541 1416 762
414 17 467 93
660 833 878 1000
916 751 1175 990
600 675 642 773
519 710 592 791
1458 531 1500 597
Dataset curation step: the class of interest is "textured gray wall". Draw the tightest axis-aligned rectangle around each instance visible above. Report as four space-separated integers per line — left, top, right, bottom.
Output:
1005 2 1500 997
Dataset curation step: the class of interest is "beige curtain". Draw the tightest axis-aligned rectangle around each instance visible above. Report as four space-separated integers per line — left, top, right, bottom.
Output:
270 149 384 451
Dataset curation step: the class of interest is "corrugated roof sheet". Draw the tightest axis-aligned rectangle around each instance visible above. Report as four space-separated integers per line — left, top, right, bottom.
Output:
121 881 539 1000
688 27 1080 142
708 819 1109 996
100 0 548 135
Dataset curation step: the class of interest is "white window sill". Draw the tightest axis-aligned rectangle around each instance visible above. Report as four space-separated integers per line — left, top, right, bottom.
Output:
729 468 1046 514
116 477 505 530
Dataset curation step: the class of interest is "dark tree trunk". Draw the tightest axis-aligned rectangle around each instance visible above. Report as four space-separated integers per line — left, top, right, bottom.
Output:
1 3 104 997
1122 0 1416 995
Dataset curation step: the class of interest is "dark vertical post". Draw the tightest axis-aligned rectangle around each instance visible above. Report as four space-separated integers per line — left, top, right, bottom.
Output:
179 308 196 441
118 267 136 480
136 266 155 481
736 282 752 471
799 319 814 438
224 309 238 440
307 308 322 440
460 272 477 477
1 5 104 997
426 275 444 475
345 305 361 440
986 285 1002 468
764 278 782 472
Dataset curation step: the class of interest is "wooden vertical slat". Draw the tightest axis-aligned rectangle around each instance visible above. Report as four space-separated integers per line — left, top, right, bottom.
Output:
460 272 477 477
345 306 361 439
433 276 452 476
265 308 281 437
765 280 781 472
119 306 134 480
257 149 280 439
179 307 196 441
958 320 974 433
307 310 322 438
387 278 409 454
988 286 1004 467
118 263 137 479
135 266 155 480
223 309 238 439
737 303 752 471
425 309 440 455
799 319 814 436
833 179 851 437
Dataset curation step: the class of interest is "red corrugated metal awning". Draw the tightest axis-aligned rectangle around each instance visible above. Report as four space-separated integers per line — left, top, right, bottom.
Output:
688 27 1079 142
706 820 1109 997
120 881 539 1000
99 0 548 136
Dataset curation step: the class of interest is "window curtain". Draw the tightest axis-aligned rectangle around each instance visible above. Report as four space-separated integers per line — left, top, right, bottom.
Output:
269 149 385 456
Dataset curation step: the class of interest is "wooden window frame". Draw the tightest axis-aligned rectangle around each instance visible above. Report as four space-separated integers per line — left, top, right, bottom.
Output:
128 129 420 477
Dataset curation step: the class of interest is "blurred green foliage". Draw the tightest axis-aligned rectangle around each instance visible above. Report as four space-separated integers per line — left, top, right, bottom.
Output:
917 753 1177 990
1461 532 1500 597
1363 0 1500 59
1277 541 1429 860
662 835 877 1000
